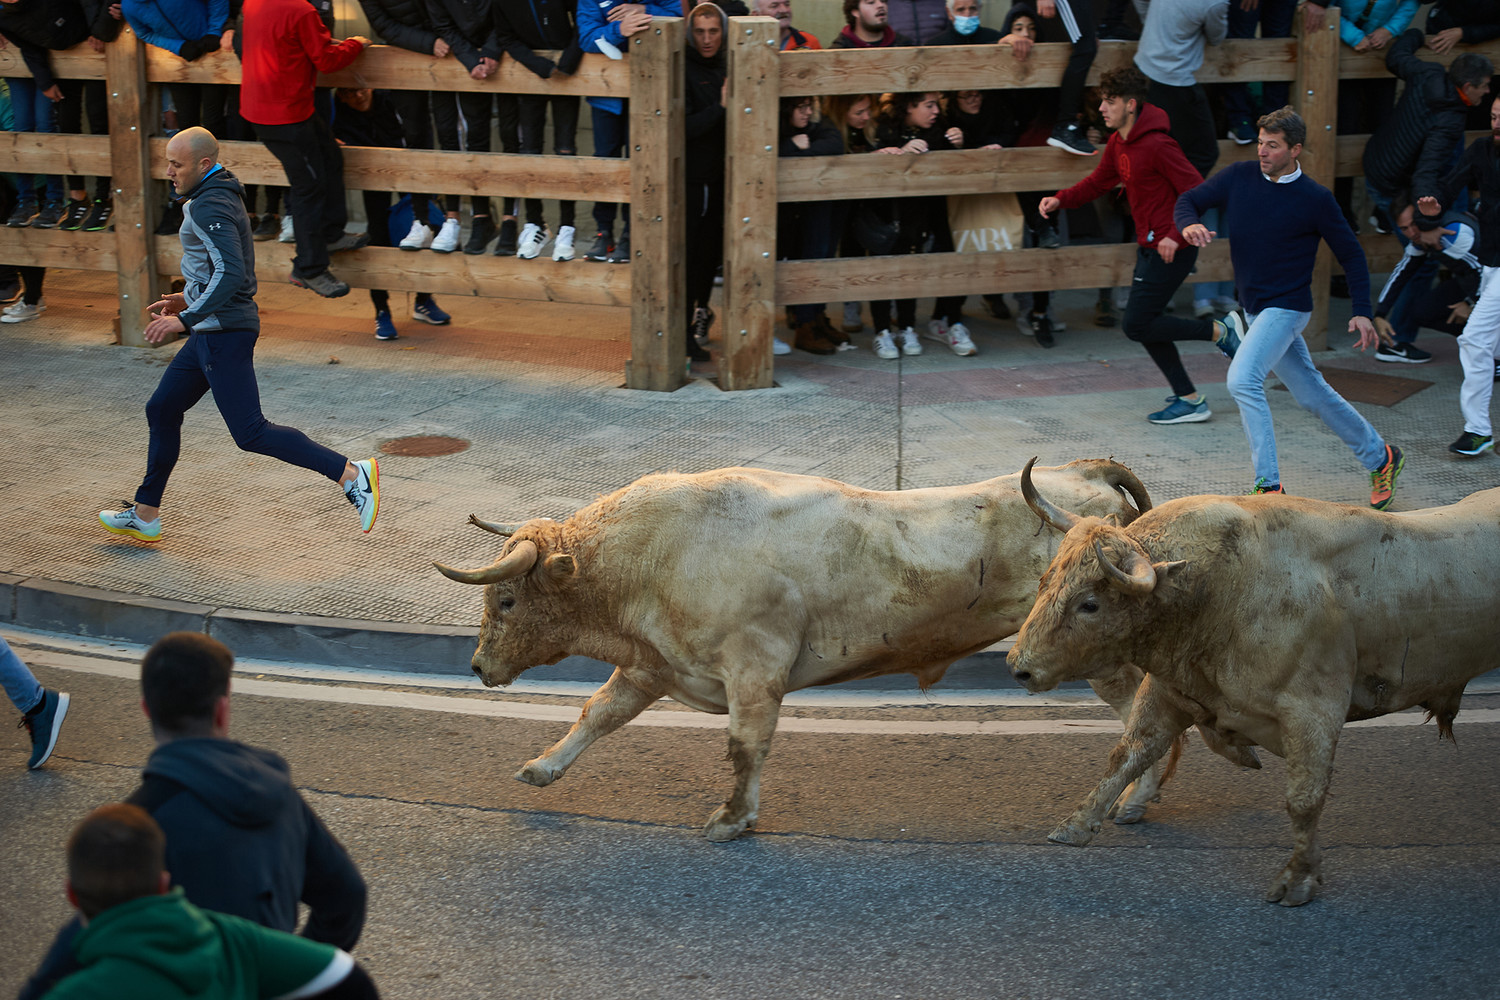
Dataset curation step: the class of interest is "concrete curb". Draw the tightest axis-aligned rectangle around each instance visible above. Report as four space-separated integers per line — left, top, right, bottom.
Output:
2 573 475 676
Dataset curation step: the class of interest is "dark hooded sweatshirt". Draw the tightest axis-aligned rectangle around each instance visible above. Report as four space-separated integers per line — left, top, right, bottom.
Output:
0 0 89 92
830 23 914 47
684 2 727 185
175 166 261 335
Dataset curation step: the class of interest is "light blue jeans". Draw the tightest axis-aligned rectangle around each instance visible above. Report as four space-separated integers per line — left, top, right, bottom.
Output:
1226 307 1387 486
1 635 43 714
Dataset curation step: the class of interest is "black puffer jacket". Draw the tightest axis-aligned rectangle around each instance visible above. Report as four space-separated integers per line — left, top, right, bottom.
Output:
684 2 727 185
1362 28 1476 203
0 0 89 90
426 0 501 71
1428 0 1500 45
492 0 583 79
359 0 440 55
81 0 125 42
1442 136 1500 268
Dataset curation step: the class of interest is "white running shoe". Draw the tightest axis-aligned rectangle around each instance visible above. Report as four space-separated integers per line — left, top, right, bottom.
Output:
516 223 547 259
900 326 922 356
873 329 900 360
926 318 949 341
278 215 295 243
431 218 462 254
772 336 792 356
552 225 576 261
399 219 432 251
945 322 977 356
99 505 161 542
343 459 380 533
1 299 45 323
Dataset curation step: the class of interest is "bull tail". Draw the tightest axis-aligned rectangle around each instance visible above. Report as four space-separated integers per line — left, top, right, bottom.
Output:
1158 732 1186 789
1101 462 1153 523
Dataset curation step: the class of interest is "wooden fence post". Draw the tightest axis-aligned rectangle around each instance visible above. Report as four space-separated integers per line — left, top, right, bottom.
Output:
625 17 686 391
719 16 779 391
1294 7 1339 352
104 26 160 347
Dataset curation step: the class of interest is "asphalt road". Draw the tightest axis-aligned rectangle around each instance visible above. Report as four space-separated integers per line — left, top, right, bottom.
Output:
3 633 1498 1000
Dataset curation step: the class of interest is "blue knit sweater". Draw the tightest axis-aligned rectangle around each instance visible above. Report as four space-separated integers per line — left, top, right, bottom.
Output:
1175 160 1373 317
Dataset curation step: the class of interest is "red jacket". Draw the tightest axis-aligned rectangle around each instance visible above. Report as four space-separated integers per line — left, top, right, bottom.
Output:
239 0 364 126
1053 102 1202 250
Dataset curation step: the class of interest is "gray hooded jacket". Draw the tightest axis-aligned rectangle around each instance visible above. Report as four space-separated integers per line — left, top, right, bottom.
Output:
177 165 260 335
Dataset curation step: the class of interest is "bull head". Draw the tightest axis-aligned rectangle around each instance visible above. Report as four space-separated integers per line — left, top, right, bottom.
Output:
1094 538 1157 595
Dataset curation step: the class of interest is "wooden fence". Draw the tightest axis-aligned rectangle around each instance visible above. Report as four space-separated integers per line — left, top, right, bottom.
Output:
1 13 1496 391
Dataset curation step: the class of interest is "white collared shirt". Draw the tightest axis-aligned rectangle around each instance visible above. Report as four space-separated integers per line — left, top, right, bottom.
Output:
1262 164 1303 184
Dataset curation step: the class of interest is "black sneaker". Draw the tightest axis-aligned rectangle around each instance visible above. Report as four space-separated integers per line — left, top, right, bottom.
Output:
82 199 114 232
1374 341 1431 364
1036 224 1061 249
1047 122 1096 156
21 688 70 769
155 202 183 235
32 200 66 229
289 269 350 298
585 230 612 261
1449 431 1494 457
6 200 37 228
492 218 518 256
0 278 20 304
253 212 279 241
1369 208 1393 235
1031 313 1056 348
464 215 496 255
1227 118 1255 145
691 306 714 345
59 199 90 231
607 230 631 263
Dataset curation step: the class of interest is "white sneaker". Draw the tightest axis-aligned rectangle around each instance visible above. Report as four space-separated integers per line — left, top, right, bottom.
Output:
431 218 462 254
342 458 380 533
399 219 432 251
278 215 295 243
0 299 44 323
516 222 547 259
552 225 576 261
772 336 792 356
926 319 949 342
900 326 922 356
98 504 161 542
945 322 977 356
1193 299 1214 319
873 329 899 360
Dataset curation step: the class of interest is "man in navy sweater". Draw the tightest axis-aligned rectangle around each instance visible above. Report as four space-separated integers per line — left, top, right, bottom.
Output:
1177 107 1405 509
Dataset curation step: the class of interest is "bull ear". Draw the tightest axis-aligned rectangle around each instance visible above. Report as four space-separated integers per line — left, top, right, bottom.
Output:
1093 538 1156 596
542 552 576 579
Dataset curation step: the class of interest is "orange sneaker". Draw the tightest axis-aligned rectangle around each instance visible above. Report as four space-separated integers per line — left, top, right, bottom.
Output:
1369 444 1404 510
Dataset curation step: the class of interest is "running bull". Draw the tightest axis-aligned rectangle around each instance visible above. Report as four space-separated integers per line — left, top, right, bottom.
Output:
436 461 1158 842
1008 458 1500 905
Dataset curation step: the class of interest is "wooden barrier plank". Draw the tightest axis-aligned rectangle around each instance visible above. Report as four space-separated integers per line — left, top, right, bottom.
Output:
0 228 118 270
105 28 159 347
1294 10 1341 351
143 139 630 202
0 132 113 180
0 44 105 80
1338 37 1500 80
625 19 686 391
720 16 779 391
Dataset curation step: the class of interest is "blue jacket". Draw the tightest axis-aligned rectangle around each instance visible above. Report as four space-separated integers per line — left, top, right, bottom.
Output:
1327 0 1419 49
576 0 681 113
176 165 261 334
122 0 230 56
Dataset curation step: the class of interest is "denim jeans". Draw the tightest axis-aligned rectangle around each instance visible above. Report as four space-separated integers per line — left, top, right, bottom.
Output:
1 635 43 714
1226 307 1387 485
5 78 64 205
1458 266 1500 437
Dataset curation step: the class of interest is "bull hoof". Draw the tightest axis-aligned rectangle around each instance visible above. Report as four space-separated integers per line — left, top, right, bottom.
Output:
703 806 753 843
1047 822 1097 847
1265 867 1322 907
515 759 563 787
1111 801 1149 825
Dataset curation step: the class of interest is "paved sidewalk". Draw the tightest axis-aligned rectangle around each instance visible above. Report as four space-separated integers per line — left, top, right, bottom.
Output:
2 269 1496 670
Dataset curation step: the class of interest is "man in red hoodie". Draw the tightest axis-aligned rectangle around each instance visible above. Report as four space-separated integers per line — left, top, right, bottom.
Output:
1040 66 1239 425
239 0 370 298
829 0 914 48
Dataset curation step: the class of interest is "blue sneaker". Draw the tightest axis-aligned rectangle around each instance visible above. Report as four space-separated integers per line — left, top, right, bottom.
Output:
1216 310 1246 360
412 297 451 326
21 688 70 769
1147 394 1211 425
375 310 398 341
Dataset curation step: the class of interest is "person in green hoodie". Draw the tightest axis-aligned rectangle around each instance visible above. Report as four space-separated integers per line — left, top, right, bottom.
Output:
44 803 379 1000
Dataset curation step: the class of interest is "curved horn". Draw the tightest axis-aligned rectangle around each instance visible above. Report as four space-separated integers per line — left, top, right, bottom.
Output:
433 540 539 585
1093 538 1156 596
1104 463 1153 523
1021 457 1083 534
467 514 525 536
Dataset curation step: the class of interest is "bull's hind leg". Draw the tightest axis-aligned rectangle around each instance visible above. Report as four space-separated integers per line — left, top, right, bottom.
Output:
704 677 784 843
1052 674 1193 847
1265 718 1340 907
515 668 667 787
1088 665 1167 824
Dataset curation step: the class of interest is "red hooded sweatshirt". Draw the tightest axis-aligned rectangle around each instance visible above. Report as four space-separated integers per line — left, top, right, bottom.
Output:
239 0 364 125
1052 102 1202 250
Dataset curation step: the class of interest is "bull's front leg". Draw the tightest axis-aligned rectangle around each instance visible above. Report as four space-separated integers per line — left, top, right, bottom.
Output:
516 667 667 787
1087 665 1166 824
1051 674 1193 847
704 678 784 843
1265 718 1340 907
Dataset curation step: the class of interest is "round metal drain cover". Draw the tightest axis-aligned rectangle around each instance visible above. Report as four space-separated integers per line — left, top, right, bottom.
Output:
379 435 470 457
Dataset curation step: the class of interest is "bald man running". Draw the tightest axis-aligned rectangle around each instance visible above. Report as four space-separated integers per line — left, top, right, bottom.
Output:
99 127 380 542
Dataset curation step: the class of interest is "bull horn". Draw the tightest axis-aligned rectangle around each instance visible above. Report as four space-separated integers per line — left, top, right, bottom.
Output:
434 540 539 585
468 514 524 536
1093 538 1156 596
1104 463 1153 522
1020 457 1082 534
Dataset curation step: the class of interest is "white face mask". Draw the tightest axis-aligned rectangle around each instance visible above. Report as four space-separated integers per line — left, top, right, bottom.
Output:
953 14 980 34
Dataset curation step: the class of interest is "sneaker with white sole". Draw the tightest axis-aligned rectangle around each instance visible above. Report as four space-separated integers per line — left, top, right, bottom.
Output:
343 458 380 533
1147 394 1211 424
926 319 976 355
873 329 900 360
1215 310 1247 360
431 218 462 253
1374 342 1432 364
375 310 398 340
772 336 792 355
278 215 296 243
899 326 922 356
21 688 69 769
412 297 451 325
1047 122 1097 156
289 270 350 298
0 299 45 323
399 219 433 250
99 504 161 542
516 222 547 259
1449 431 1494 457
552 225 576 261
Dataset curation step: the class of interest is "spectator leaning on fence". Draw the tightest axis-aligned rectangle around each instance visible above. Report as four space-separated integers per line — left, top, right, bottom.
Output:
494 0 585 261
1426 0 1500 56
778 95 847 355
239 0 370 298
0 0 87 229
1029 0 1102 156
1222 0 1294 145
831 0 914 49
56 0 122 233
822 92 879 337
683 1 727 363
